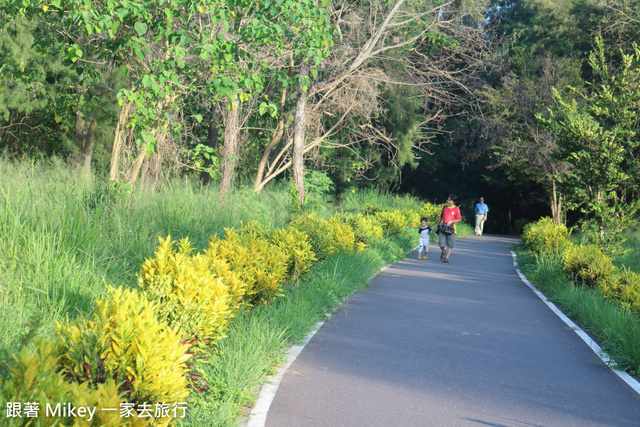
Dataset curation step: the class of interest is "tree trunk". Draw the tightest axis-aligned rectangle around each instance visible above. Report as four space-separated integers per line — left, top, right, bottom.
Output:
109 103 133 182
251 0 416 194
74 108 96 175
125 130 166 188
74 108 86 168
292 61 309 205
140 154 151 186
125 143 148 187
253 101 354 193
149 152 163 191
81 120 96 176
73 90 100 177
140 152 163 191
200 102 222 185
219 96 240 201
550 180 563 226
254 86 287 192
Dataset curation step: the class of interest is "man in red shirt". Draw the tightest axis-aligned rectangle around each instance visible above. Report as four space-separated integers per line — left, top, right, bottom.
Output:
436 194 462 263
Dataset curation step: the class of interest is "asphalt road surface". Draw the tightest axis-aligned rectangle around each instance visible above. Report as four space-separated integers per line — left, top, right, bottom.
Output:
260 235 640 426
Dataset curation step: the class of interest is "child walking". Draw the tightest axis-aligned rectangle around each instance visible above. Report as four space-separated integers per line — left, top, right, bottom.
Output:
418 217 432 259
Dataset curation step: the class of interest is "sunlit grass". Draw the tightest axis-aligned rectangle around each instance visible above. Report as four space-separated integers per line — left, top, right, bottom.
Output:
0 165 120 347
614 227 640 273
343 188 425 212
0 161 309 353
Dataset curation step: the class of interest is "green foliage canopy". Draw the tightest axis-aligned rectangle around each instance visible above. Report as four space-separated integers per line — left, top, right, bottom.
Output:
2 0 333 154
544 35 640 251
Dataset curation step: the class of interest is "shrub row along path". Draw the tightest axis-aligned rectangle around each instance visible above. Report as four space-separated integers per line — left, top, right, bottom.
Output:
253 235 640 426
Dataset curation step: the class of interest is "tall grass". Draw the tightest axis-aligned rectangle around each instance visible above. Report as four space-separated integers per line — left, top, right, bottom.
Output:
0 160 299 354
342 188 427 212
613 227 640 273
0 161 117 347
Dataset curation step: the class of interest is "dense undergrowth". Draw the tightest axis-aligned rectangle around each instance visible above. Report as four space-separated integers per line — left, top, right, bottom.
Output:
0 159 470 426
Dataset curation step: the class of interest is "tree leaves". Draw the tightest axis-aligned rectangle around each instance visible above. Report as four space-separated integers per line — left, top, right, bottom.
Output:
545 36 640 247
134 22 147 36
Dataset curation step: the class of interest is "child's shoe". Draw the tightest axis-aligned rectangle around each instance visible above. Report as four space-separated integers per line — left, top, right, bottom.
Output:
423 254 428 259
418 255 422 259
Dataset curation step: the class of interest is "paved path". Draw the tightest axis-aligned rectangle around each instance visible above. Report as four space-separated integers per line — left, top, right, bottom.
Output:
259 235 640 426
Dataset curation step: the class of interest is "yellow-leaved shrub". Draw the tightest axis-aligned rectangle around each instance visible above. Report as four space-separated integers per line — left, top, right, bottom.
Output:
524 219 640 317
522 217 573 253
269 227 316 282
401 208 421 231
138 236 235 347
0 339 126 426
561 246 640 316
374 209 420 237
421 203 442 224
207 256 247 312
561 244 616 290
206 228 287 306
374 210 409 237
289 213 337 260
240 219 269 239
55 286 192 414
335 213 383 250
612 269 640 317
327 216 356 252
290 212 360 258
